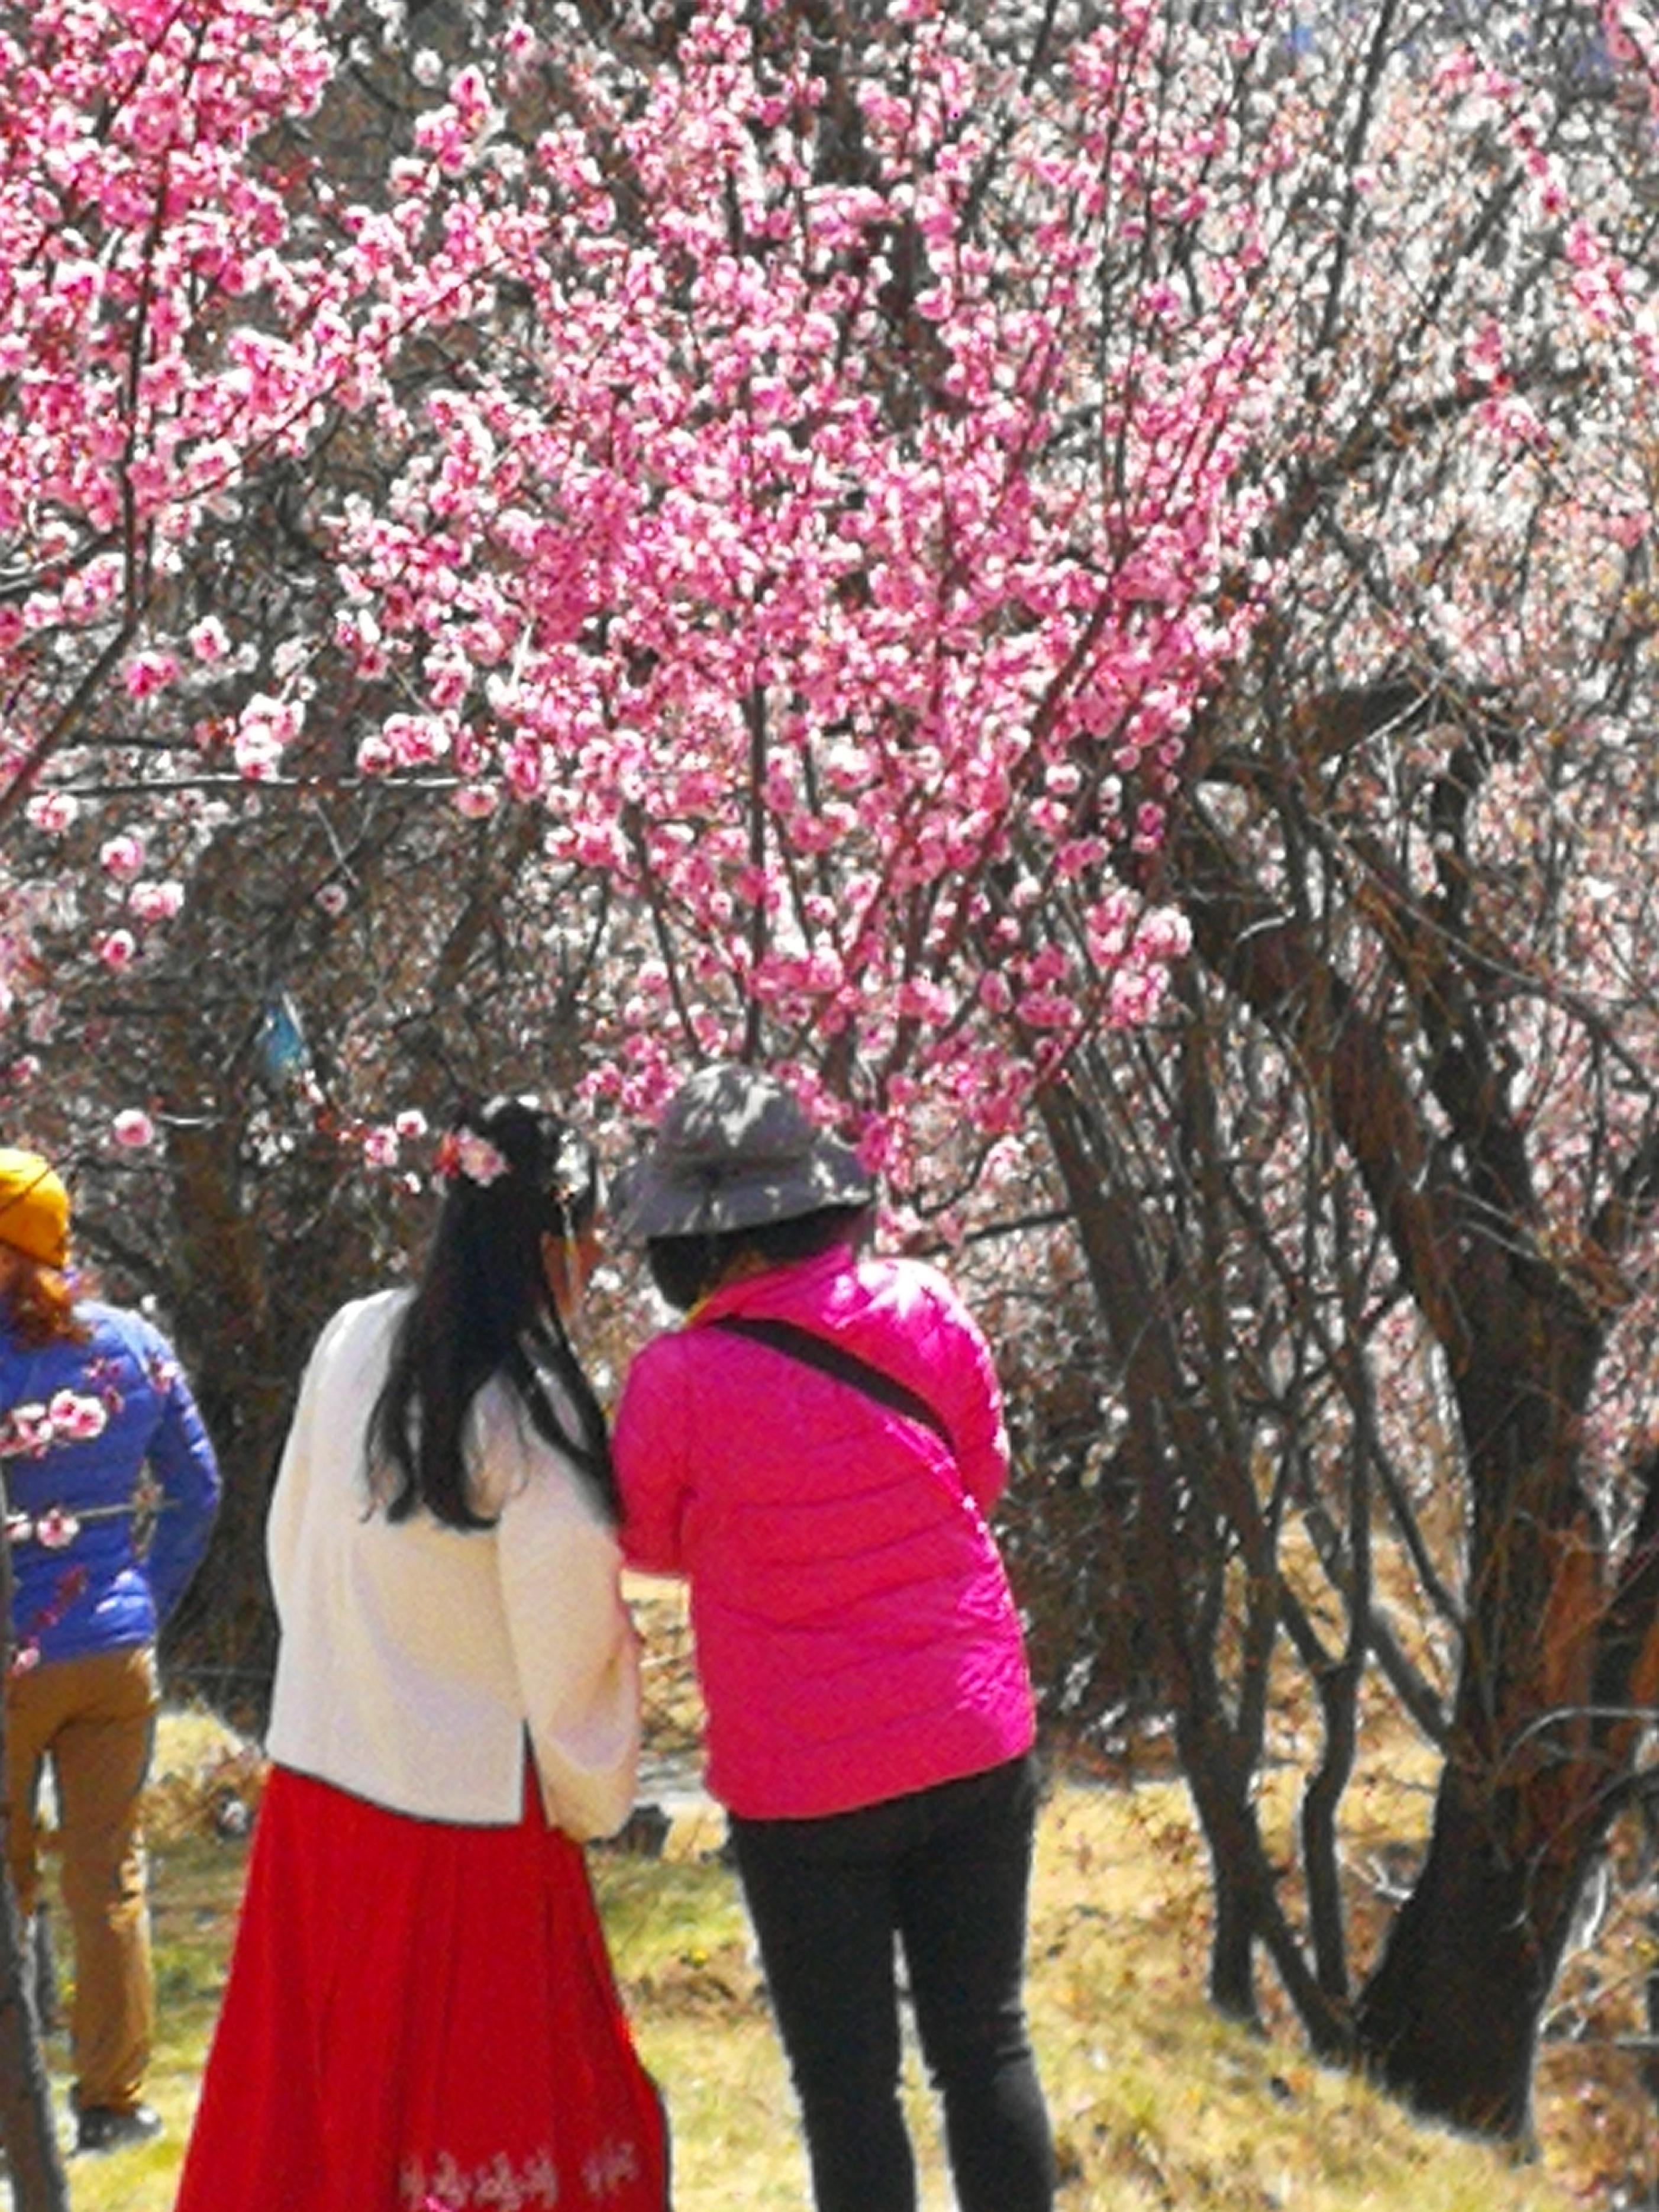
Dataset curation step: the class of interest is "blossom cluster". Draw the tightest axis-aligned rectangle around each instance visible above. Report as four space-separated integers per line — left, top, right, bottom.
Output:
5 1505 83 1549
1 0 1655 1226
0 1389 110 1460
307 0 1290 1171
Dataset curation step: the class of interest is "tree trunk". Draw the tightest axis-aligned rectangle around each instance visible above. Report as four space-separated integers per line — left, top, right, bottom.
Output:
142 1041 403 1731
0 1478 72 2211
1355 1769 1575 2137
1352 1259 1610 2136
151 1115 289 1729
1207 1859 1258 2027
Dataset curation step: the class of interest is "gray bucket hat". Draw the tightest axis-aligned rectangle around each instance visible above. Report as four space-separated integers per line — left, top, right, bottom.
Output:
613 1063 875 1240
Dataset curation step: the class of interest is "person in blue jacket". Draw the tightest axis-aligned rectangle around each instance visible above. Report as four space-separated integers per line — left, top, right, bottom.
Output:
0 1146 220 2155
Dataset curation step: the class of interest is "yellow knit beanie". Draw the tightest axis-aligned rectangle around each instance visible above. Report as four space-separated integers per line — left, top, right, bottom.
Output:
0 1149 70 1269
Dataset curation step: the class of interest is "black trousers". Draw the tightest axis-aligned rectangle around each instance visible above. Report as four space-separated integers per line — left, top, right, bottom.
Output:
730 1754 1056 2212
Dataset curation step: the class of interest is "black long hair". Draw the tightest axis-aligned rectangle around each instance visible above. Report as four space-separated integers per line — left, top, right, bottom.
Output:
367 1097 617 1529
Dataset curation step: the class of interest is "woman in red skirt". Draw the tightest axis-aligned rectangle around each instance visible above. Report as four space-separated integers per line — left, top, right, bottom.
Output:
175 1099 669 2212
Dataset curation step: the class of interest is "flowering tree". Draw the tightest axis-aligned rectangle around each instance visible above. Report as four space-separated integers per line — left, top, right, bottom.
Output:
2 0 1285 1699
1029 0 1659 2157
0 0 341 789
5 0 1258 1167
5 0 1659 2159
309 0 1284 1197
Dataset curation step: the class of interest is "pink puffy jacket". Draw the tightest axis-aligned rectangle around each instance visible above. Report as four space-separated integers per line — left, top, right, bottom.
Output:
612 1243 1035 1820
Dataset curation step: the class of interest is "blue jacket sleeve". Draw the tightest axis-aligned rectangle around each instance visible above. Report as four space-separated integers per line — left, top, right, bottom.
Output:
141 1341 222 1621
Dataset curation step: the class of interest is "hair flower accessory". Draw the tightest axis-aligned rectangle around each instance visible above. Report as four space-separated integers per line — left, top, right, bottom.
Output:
434 1128 511 1186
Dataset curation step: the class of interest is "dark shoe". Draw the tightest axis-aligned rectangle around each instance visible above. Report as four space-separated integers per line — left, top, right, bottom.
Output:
75 2104 163 2155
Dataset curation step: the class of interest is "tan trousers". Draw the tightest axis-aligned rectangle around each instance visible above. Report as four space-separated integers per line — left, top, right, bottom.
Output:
4 1643 158 2112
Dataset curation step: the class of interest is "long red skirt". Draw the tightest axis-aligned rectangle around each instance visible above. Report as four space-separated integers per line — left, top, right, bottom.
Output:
173 1765 669 2211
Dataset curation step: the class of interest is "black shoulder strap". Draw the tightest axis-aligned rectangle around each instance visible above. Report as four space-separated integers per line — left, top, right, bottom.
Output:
706 1314 956 1453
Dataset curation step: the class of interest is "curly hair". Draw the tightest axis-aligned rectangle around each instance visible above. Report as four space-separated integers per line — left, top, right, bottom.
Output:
1 1256 89 1350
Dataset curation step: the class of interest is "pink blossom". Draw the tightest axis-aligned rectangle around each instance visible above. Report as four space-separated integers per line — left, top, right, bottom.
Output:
452 782 499 819
381 715 450 767
44 1397 105 1450
1016 988 1081 1030
1107 968 1164 1027
362 1126 400 1169
1137 908 1192 963
503 737 544 798
234 695 305 782
234 728 286 781
99 834 145 880
189 617 231 662
112 1108 157 1149
25 792 78 834
123 649 180 698
128 880 185 924
99 930 139 971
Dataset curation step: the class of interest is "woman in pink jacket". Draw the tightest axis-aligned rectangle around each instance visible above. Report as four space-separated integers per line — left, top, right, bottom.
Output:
612 1063 1054 2212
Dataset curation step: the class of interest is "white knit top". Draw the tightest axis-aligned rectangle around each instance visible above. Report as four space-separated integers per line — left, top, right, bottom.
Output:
264 1289 640 1836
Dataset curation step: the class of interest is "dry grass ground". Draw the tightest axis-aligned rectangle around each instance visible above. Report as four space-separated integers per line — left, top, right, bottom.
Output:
37 1693 1647 2212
